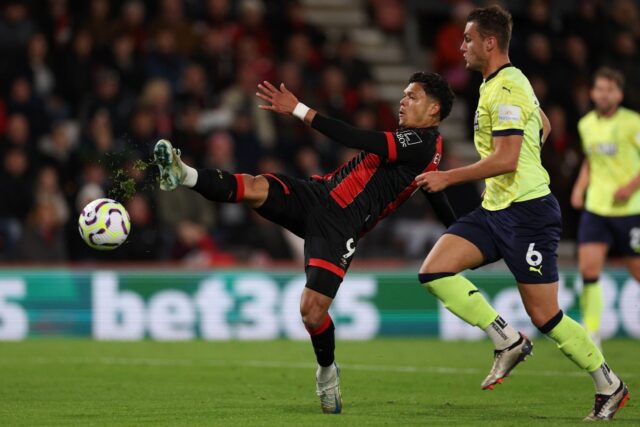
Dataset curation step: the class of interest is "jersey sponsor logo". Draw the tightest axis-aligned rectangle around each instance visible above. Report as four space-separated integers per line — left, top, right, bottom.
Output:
395 130 422 147
498 105 521 123
473 110 479 132
588 142 618 156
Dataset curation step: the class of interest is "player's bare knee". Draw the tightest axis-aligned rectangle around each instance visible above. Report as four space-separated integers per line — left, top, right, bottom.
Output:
300 308 326 330
299 298 327 329
526 307 557 328
420 258 450 274
579 263 601 280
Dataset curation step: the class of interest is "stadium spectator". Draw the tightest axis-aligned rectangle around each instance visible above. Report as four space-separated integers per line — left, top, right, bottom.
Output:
112 0 147 53
119 193 161 261
56 29 96 113
145 29 187 91
171 219 235 267
109 33 145 95
369 0 405 34
14 199 67 262
25 33 56 98
6 77 49 139
542 104 582 238
33 165 70 226
433 1 474 93
148 0 197 56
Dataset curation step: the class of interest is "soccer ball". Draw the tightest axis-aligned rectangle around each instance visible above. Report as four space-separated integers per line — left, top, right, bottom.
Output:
78 198 130 250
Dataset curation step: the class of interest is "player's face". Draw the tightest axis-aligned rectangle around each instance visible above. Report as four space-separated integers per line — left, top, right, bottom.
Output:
399 83 439 127
591 77 623 115
460 22 487 71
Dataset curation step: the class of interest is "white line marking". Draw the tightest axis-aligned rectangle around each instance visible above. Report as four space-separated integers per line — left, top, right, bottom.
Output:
1 356 635 378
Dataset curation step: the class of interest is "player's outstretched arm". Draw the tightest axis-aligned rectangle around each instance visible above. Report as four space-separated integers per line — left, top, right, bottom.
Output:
417 135 522 192
257 80 391 157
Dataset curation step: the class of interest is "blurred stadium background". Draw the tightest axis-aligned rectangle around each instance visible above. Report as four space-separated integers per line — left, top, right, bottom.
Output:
1 0 639 425
0 0 638 348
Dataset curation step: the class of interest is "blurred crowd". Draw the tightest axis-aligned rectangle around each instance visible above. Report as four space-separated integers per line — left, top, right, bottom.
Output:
0 0 638 265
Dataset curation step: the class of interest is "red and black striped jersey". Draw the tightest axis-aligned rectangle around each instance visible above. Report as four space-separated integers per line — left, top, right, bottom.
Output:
310 115 443 233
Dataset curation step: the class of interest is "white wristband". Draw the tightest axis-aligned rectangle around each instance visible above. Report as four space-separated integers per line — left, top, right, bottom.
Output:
292 102 310 121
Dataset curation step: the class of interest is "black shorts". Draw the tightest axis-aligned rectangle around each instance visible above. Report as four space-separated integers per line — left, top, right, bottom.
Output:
254 174 359 298
446 195 562 284
577 211 640 256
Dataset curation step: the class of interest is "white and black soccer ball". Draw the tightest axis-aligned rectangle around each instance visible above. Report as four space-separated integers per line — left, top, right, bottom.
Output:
78 198 130 250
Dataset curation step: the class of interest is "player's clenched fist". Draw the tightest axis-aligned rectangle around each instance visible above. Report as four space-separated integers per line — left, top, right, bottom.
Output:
416 170 450 192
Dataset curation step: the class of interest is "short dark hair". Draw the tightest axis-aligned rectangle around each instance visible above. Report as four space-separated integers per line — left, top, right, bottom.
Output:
467 5 513 51
409 72 455 121
593 66 625 90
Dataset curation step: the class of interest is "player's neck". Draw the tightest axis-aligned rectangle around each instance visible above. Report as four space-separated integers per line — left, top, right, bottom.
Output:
596 106 619 118
482 54 511 80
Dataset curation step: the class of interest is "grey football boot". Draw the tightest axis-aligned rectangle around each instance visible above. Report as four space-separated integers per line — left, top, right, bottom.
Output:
584 381 630 421
481 333 533 390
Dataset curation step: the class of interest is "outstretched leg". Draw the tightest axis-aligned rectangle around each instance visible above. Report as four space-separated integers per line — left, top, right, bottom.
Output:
519 283 630 421
419 234 532 390
154 139 269 208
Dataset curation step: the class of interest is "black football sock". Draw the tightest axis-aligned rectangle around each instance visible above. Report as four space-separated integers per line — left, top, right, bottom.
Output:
192 169 244 202
308 315 335 367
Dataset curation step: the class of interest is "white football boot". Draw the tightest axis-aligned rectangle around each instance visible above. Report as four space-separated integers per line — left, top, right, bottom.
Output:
316 363 342 414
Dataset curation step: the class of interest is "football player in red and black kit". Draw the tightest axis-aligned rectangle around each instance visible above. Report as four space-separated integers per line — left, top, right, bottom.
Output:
154 72 456 414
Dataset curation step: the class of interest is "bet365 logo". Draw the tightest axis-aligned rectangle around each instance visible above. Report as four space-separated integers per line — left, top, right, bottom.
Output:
526 243 543 275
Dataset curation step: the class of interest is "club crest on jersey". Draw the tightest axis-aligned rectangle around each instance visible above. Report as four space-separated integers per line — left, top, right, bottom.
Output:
396 130 422 147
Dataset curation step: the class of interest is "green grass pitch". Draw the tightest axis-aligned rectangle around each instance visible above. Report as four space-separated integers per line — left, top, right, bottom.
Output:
0 339 637 426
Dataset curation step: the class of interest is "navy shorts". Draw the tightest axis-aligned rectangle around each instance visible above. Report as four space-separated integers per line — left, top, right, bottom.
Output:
577 211 640 256
254 173 359 298
446 195 562 284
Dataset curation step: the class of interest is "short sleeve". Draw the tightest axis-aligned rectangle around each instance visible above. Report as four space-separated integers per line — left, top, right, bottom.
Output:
489 83 534 137
384 129 436 164
633 116 640 150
